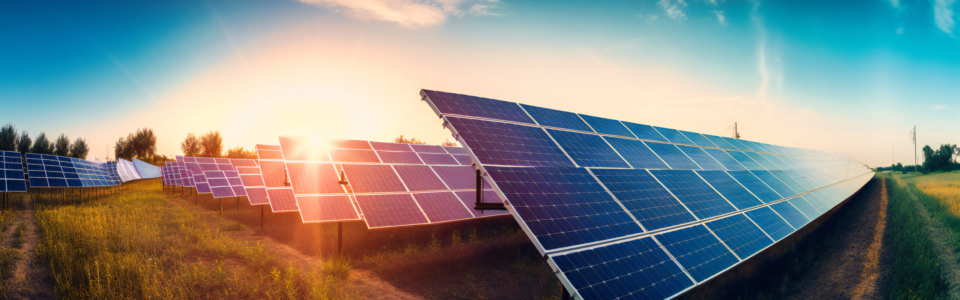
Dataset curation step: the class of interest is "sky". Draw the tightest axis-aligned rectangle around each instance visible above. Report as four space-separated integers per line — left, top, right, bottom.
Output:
0 0 957 167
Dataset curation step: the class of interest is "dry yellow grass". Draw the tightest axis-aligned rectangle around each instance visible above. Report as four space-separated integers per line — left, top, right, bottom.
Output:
909 172 960 217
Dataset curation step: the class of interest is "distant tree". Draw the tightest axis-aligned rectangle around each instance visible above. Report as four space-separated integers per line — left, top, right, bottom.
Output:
16 131 31 155
393 135 426 145
225 146 257 159
894 163 903 172
54 134 71 157
70 138 89 159
440 138 458 147
31 133 54 154
114 127 158 161
200 131 223 158
180 133 201 157
115 136 131 160
0 124 17 151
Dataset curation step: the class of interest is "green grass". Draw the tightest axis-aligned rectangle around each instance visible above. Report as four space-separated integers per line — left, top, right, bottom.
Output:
35 181 357 300
881 174 947 299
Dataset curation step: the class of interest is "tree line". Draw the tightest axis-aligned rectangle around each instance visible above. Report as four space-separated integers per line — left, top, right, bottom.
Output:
181 131 256 159
115 127 167 165
877 143 959 173
0 124 89 159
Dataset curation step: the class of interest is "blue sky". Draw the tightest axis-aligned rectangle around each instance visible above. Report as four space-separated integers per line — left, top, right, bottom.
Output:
0 0 957 166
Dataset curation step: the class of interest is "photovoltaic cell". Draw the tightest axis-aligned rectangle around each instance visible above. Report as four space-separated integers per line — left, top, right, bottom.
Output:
453 154 472 165
744 152 778 170
678 131 717 148
485 166 642 251
801 194 829 213
750 170 797 198
446 117 573 167
341 164 407 193
579 114 635 138
726 151 763 170
329 149 380 163
286 163 344 194
676 145 724 170
394 165 448 191
417 153 459 165
410 144 446 153
423 89 534 124
655 225 739 282
788 197 820 220
257 149 284 160
591 168 696 231
603 137 669 169
297 195 360 222
259 161 289 188
246 187 270 205
431 166 492 190
720 137 747 151
622 122 669 142
770 170 809 195
695 170 763 210
552 237 695 300
267 189 299 212
377 151 422 164
547 129 629 168
649 170 736 219
328 139 372 150
645 142 700 170
769 201 809 229
704 214 773 259
453 191 510 217
443 147 470 155
702 134 737 150
726 171 782 203
370 142 413 152
413 192 474 223
743 207 795 241
279 136 330 161
356 194 428 228
520 104 593 132
653 127 694 145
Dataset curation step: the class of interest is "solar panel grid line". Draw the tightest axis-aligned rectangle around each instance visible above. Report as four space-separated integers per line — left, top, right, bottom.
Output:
582 168 648 231
701 222 745 261
652 225 740 283
537 127 582 167
602 136 670 170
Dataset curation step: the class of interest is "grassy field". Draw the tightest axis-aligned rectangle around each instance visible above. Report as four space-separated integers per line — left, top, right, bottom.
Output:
879 173 946 299
34 182 355 299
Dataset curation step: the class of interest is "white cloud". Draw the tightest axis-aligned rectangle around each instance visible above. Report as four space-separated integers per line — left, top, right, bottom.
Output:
714 10 726 25
934 0 956 35
889 0 900 8
659 0 687 20
935 105 947 109
896 27 904 34
751 0 782 100
298 0 499 27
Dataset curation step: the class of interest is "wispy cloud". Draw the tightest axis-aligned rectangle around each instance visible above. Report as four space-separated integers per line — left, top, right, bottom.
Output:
298 0 500 27
751 0 781 100
714 10 726 25
935 105 947 109
934 0 956 35
889 0 900 9
659 0 687 20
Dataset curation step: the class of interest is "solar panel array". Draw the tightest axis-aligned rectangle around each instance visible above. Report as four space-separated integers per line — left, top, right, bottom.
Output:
420 89 873 300
132 158 161 179
117 159 142 182
0 151 26 192
26 154 123 187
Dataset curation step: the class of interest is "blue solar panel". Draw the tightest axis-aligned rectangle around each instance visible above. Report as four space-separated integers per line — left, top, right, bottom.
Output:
648 170 736 219
696 170 763 210
579 115 635 138
705 214 774 259
655 225 739 282
446 117 573 167
678 131 717 148
622 122 669 142
750 170 797 198
770 170 809 194
789 197 820 220
653 127 694 145
759 153 791 170
743 207 795 241
520 104 593 132
547 129 629 168
769 201 810 229
603 137 668 169
736 140 766 152
485 166 642 251
726 171 782 203
802 194 829 212
645 142 700 170
552 237 695 300
591 169 696 231
720 137 748 151
702 135 737 150
423 90 534 124
676 145 724 170
745 152 778 170
726 151 763 170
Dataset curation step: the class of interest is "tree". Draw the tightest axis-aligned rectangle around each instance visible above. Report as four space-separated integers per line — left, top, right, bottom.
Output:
115 136 131 160
31 133 53 154
70 137 89 159
225 146 257 159
440 138 458 147
393 135 426 145
16 132 31 155
180 133 201 157
0 124 17 151
114 127 158 161
200 131 223 158
54 134 71 157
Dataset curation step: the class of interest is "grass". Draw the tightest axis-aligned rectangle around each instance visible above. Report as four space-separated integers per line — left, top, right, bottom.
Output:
35 181 357 300
359 227 561 300
880 173 946 299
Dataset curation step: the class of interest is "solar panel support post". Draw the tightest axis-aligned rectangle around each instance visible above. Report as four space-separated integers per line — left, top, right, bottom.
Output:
474 169 506 211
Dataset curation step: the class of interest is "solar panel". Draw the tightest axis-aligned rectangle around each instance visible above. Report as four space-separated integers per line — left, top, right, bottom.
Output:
267 188 299 212
355 194 428 228
648 170 736 219
702 134 737 150
453 190 510 217
645 142 700 170
329 139 373 150
340 165 407 193
421 89 535 124
750 170 797 198
417 153 458 165
579 114 635 138
520 104 593 132
602 136 668 169
394 165 448 191
653 127 694 145
745 152 778 170
547 129 629 168
329 149 380 163
377 151 423 164
285 163 344 194
676 145 724 170
743 206 795 241
704 214 773 259
726 151 763 170
371 141 413 152
410 144 447 153
297 195 361 223
622 122 669 142
412 192 474 223
679 131 717 148
788 197 820 220
443 146 470 155
702 148 745 171
654 225 739 282
446 117 574 167
431 166 492 190
769 201 810 229
591 168 696 231
726 171 782 203
0 151 26 192
695 170 764 210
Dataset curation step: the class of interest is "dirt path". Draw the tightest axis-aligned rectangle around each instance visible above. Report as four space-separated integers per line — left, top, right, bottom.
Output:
898 179 960 299
162 194 421 300
785 179 890 300
3 195 53 299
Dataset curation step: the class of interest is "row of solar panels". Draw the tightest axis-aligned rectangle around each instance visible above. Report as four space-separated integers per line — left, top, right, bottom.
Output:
419 89 874 300
161 139 510 229
0 150 161 192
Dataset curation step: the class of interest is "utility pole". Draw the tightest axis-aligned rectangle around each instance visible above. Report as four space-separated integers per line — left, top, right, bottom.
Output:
911 126 917 173
727 122 741 139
